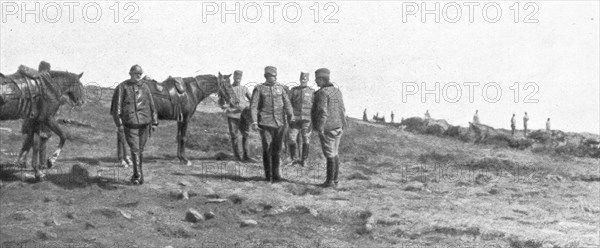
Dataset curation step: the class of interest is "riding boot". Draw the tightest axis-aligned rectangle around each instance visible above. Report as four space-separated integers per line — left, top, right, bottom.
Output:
272 153 282 182
138 152 144 184
262 150 271 181
321 158 335 187
333 156 340 187
300 143 310 167
288 143 297 162
130 152 140 184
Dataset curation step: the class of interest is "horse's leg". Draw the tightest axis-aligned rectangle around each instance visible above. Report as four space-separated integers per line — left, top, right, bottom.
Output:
176 121 183 162
45 118 65 168
31 128 45 181
180 120 191 166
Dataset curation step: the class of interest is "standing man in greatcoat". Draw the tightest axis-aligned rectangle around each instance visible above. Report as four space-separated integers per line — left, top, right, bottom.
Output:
288 72 314 166
111 65 158 185
250 66 294 183
312 68 347 188
219 70 256 162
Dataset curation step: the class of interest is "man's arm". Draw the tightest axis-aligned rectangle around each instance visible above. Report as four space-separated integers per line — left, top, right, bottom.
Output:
313 90 328 132
250 86 260 124
282 86 294 122
111 85 123 127
338 89 347 129
146 84 158 126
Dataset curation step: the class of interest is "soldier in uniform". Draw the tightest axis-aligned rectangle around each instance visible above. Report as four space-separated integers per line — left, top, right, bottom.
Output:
546 118 551 132
219 70 256 162
473 110 480 124
17 61 54 166
523 112 529 136
312 68 347 188
287 72 315 166
111 65 158 185
510 113 516 136
250 66 294 182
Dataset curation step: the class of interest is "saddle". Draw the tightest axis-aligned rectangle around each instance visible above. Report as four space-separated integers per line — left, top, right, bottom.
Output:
0 65 47 118
150 76 189 121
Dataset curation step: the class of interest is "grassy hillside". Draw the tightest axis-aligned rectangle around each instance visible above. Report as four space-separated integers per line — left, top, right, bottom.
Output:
0 95 598 248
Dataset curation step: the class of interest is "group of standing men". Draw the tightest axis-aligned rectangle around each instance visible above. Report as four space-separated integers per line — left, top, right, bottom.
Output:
220 66 347 187
110 65 346 187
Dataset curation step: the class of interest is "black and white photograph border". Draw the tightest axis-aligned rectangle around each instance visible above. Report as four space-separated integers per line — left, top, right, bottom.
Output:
0 1 598 247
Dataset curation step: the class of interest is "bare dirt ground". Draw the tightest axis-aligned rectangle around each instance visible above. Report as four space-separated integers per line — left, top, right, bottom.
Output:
1 97 599 248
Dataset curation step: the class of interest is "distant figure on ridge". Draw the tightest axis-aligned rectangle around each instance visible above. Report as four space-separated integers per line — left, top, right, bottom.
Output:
424 110 431 119
510 113 516 136
390 111 394 123
362 109 368 122
523 112 530 136
473 110 480 124
546 118 551 132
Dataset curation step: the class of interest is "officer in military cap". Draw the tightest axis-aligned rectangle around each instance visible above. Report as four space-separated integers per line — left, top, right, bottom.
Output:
219 70 256 162
250 66 294 182
111 64 158 185
312 68 347 188
287 72 314 166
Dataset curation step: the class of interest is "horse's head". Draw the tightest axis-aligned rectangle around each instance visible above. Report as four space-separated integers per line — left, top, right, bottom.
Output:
49 71 85 106
217 72 238 106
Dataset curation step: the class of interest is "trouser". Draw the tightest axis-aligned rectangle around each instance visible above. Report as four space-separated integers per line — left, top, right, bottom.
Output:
511 125 515 136
288 121 311 161
318 128 343 158
259 125 286 180
227 117 250 160
524 124 528 136
124 124 150 182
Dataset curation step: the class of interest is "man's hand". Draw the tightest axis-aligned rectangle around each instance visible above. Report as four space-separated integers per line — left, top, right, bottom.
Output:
117 125 124 133
151 125 157 132
251 122 260 131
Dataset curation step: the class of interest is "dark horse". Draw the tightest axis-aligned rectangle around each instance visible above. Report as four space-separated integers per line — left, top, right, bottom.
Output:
0 67 84 181
144 73 234 165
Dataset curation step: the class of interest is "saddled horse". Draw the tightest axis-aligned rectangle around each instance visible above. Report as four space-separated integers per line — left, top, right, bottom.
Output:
144 73 234 165
1 66 84 181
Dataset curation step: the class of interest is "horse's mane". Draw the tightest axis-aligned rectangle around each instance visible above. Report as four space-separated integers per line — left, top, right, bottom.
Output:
48 70 78 79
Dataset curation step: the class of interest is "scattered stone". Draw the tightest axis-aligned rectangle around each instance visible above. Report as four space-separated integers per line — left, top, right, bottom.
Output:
43 217 60 226
85 222 96 230
206 198 228 203
66 212 76 219
488 188 500 195
178 180 192 187
204 211 216 220
37 230 57 240
228 194 245 204
43 196 54 202
309 208 319 217
404 181 424 191
214 152 230 160
185 208 205 223
240 219 258 227
347 172 370 180
119 209 132 219
181 190 189 200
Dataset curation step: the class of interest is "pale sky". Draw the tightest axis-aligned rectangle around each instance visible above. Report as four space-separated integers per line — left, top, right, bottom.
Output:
1 1 598 134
